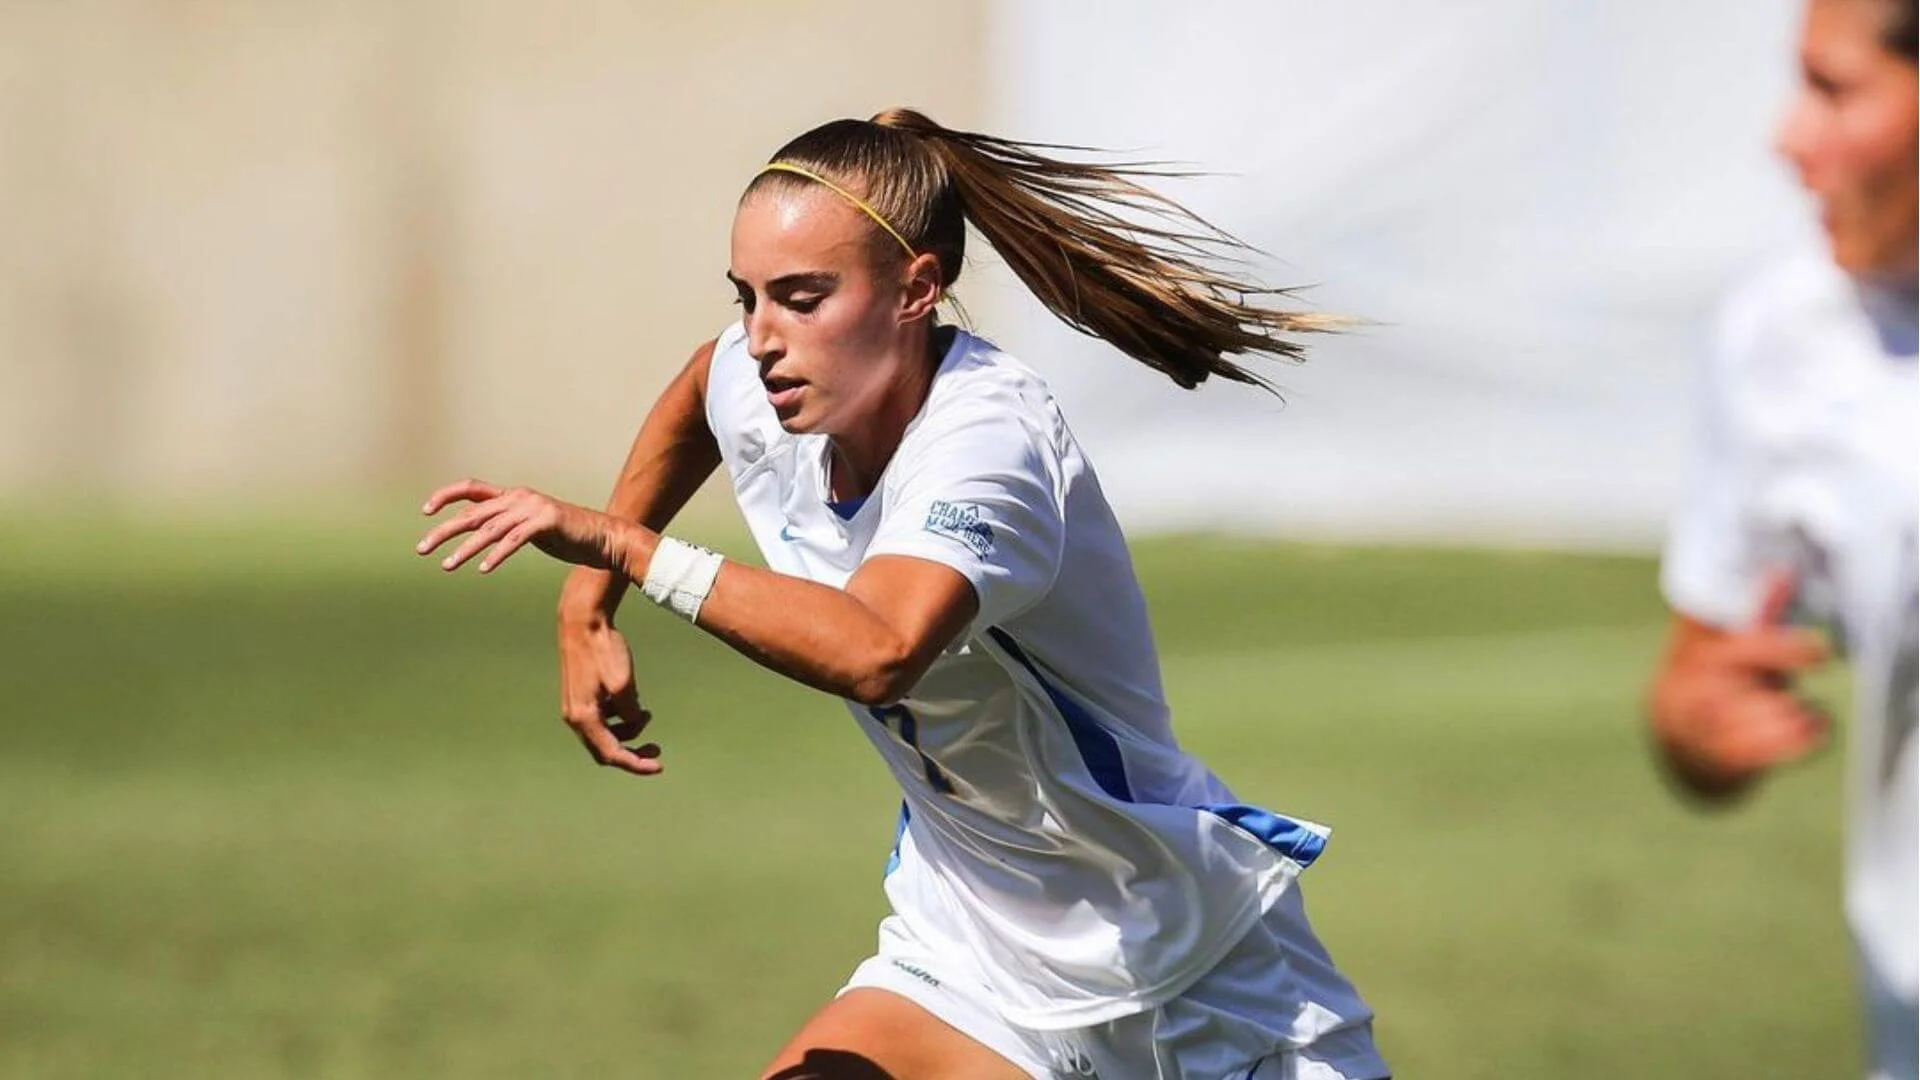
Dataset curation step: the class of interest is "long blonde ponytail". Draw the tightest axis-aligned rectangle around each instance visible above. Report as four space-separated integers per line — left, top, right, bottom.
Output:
746 108 1335 391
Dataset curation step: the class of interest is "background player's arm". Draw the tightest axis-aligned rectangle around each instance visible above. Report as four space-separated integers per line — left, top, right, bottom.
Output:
1646 576 1830 802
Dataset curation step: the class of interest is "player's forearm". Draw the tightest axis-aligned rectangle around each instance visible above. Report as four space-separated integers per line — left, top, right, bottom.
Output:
559 342 721 625
700 562 924 705
604 522 921 705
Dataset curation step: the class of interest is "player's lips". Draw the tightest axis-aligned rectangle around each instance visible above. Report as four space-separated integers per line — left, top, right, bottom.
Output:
763 375 807 410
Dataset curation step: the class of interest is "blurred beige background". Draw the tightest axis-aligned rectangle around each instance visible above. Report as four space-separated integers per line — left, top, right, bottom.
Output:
1 1 1809 546
0 2 983 513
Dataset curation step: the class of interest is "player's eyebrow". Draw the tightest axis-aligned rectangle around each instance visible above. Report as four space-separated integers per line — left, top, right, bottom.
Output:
725 270 840 292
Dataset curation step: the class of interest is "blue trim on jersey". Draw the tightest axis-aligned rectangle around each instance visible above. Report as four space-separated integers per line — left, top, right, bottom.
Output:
985 630 1328 870
1199 803 1328 868
883 801 909 877
827 494 867 520
986 628 1134 802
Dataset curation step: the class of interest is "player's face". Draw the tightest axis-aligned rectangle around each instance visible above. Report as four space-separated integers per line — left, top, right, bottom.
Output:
1776 0 1918 276
729 187 918 436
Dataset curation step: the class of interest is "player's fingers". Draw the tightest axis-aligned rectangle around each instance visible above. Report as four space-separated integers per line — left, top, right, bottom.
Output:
604 741 665 776
1710 627 1830 674
1717 728 1823 773
421 478 504 516
567 715 664 776
1751 569 1799 630
1711 697 1829 770
604 687 652 743
605 713 653 743
416 497 515 558
439 512 523 572
590 730 665 776
477 521 542 574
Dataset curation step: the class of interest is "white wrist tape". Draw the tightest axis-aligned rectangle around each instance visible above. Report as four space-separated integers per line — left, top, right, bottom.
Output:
640 537 724 624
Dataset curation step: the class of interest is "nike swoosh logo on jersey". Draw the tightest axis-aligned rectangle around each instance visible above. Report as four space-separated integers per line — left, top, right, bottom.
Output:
779 524 799 542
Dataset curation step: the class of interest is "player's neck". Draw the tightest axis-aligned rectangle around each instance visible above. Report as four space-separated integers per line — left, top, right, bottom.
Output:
827 324 951 501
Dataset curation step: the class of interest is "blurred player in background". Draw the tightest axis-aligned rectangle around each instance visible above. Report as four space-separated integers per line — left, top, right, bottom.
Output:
416 109 1389 1079
1648 1 1917 1076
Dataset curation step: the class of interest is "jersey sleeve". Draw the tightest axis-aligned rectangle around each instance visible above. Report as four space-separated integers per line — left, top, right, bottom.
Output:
1660 300 1764 629
865 401 1067 631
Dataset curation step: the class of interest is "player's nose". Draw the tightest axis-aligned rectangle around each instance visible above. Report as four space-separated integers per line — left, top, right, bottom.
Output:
745 309 785 365
1772 92 1821 188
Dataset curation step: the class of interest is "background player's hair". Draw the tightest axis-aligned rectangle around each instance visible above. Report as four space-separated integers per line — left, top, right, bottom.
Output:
744 107 1335 391
1876 0 1918 60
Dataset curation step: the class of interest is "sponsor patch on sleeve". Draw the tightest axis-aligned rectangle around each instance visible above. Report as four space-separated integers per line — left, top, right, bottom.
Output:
923 499 996 558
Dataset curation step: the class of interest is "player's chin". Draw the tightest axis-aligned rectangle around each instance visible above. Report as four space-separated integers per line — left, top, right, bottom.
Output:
1822 203 1893 275
773 400 820 434
1825 224 1869 273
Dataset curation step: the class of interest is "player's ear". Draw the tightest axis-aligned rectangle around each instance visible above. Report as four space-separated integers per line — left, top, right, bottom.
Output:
898 253 943 323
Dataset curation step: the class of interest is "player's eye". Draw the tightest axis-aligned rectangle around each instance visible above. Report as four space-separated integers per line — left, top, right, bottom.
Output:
1804 62 1844 100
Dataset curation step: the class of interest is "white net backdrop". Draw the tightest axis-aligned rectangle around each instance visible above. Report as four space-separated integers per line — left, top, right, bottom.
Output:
975 0 1814 547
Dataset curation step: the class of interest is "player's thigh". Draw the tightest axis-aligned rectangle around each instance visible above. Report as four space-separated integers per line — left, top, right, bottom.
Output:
761 988 1032 1080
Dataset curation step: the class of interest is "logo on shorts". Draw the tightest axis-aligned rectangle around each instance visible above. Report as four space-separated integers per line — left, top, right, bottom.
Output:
889 959 943 988
924 500 995 558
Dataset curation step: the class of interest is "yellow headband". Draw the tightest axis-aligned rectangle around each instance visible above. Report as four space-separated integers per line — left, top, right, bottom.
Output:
758 162 917 258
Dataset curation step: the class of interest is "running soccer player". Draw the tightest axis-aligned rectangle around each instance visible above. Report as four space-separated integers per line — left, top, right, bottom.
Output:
415 109 1390 1079
1648 2 1916 1077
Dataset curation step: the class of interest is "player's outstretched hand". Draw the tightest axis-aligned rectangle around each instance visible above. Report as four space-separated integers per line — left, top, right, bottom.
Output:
1648 573 1832 801
416 478 620 574
419 479 664 776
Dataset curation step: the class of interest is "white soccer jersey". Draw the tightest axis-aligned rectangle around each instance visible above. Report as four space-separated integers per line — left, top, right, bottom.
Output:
1663 251 1918 1080
703 322 1374 1035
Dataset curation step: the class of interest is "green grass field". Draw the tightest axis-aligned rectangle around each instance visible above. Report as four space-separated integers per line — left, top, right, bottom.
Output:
0 521 1860 1078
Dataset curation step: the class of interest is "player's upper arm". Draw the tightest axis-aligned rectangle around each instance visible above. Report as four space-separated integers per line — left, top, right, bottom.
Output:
840 555 982 703
684 337 716 400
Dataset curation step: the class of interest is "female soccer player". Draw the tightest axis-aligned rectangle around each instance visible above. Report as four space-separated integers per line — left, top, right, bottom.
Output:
1649 2 1915 1077
417 108 1388 1080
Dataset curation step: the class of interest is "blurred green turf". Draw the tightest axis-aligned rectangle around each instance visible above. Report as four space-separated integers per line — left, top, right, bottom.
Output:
0 521 1859 1078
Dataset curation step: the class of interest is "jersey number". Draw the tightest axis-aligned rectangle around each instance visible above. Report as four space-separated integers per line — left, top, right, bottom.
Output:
866 704 955 795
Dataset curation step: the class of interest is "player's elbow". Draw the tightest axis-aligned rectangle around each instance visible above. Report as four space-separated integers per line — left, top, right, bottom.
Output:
845 670 915 708
844 643 924 707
